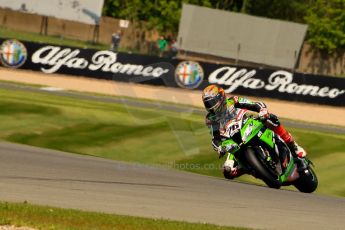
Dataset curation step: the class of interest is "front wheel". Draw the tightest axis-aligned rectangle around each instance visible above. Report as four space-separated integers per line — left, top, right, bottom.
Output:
294 166 318 193
244 148 281 189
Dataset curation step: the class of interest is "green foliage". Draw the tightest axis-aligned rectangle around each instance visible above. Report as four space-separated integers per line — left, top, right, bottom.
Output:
304 0 345 52
103 0 181 33
103 0 345 52
244 0 345 52
243 0 311 23
102 0 244 34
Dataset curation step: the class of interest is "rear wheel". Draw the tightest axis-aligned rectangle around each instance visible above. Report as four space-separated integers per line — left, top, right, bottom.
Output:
244 148 281 189
294 166 318 193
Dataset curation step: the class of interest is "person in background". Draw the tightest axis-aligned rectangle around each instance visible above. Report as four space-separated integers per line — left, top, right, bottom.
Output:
169 39 178 59
157 36 167 57
111 30 121 52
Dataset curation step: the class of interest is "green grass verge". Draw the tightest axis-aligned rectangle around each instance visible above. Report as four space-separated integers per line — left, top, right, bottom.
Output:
0 26 107 50
0 26 141 54
0 87 344 197
0 201 249 230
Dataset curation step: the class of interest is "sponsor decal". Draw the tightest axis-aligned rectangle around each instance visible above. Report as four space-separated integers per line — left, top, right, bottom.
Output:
31 46 170 77
1 38 342 106
209 67 345 99
175 61 204 89
0 39 27 68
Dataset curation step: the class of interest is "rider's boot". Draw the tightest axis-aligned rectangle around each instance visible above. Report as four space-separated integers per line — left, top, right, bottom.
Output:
288 141 307 158
272 124 307 171
287 141 308 171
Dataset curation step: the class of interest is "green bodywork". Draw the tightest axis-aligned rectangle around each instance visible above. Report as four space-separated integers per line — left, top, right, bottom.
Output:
240 119 263 144
279 159 296 183
221 117 297 184
221 139 240 154
259 128 274 148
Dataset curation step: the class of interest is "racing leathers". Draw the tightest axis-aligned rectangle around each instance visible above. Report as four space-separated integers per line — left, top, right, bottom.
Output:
206 96 307 179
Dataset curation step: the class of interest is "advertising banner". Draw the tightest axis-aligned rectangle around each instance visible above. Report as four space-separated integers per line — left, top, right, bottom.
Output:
1 39 344 106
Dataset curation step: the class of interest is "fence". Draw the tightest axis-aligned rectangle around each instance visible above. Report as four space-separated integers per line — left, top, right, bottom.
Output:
0 7 160 54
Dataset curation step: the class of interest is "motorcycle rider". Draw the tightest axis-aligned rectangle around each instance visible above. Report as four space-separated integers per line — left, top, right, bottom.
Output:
202 84 307 179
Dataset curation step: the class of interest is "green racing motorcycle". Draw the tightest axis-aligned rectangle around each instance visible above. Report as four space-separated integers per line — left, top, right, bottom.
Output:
220 113 318 193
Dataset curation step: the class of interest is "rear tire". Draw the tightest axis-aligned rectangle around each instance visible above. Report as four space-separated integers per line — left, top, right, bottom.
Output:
244 148 281 189
294 166 318 193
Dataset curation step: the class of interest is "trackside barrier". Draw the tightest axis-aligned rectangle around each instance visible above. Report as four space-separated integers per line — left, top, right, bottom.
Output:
1 38 344 106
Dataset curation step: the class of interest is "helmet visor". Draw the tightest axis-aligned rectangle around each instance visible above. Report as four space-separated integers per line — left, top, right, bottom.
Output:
203 96 224 114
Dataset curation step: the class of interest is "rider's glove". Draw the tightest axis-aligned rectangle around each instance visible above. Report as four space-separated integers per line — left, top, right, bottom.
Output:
258 108 269 121
212 140 226 158
223 160 247 179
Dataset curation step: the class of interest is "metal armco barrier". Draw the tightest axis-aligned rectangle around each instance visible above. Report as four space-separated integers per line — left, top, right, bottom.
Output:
1 39 344 106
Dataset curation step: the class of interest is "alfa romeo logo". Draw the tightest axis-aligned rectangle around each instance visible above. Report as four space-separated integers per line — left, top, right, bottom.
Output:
0 39 27 68
175 61 204 89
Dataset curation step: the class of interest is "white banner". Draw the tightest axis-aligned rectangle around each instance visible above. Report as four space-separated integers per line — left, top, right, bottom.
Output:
0 0 104 25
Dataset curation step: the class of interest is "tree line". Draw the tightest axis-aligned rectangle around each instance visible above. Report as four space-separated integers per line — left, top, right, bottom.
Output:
103 0 345 52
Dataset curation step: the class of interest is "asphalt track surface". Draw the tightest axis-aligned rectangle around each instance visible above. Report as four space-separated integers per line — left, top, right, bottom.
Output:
0 142 345 230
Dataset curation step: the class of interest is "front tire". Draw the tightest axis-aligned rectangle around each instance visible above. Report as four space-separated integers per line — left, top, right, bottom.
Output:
294 166 318 193
244 148 281 189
